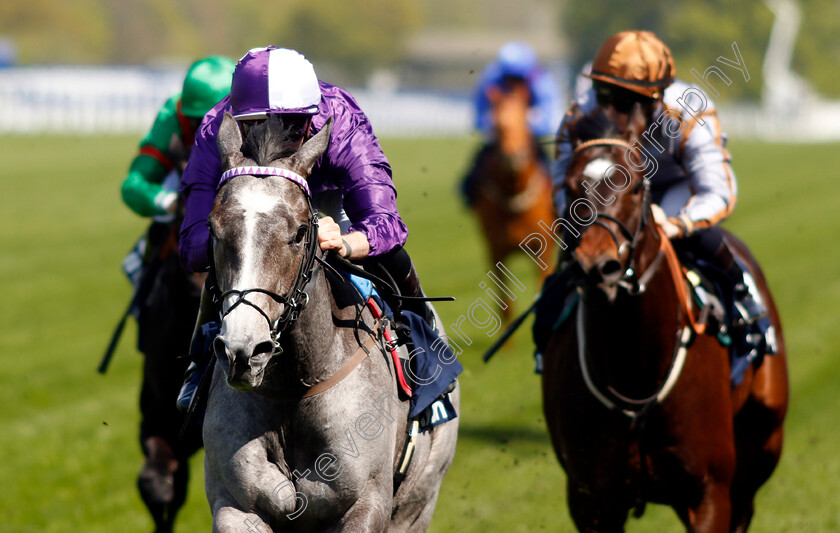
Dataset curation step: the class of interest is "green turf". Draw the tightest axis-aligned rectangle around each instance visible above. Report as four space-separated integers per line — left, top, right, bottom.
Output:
0 134 837 532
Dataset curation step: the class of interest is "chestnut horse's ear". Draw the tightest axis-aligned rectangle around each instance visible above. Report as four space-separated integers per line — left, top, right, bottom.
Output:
291 116 332 177
625 102 647 143
217 112 245 170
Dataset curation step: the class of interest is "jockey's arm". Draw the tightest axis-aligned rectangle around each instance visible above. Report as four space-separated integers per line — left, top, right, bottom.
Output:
550 107 577 214
179 101 226 272
674 108 737 236
528 70 562 138
121 96 182 217
325 105 408 259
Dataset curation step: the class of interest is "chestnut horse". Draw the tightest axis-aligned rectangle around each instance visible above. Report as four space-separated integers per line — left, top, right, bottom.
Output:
470 80 556 319
542 108 788 532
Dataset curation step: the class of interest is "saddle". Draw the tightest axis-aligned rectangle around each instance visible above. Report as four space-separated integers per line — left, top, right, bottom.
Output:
325 261 461 424
676 254 777 385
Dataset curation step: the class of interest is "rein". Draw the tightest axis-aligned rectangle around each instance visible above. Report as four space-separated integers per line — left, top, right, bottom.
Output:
575 296 693 418
569 137 690 416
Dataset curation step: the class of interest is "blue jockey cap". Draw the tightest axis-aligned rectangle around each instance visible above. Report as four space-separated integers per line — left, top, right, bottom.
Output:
230 46 322 119
497 41 539 78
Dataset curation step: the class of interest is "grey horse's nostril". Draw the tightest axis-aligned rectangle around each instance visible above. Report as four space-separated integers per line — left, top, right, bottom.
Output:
252 340 274 358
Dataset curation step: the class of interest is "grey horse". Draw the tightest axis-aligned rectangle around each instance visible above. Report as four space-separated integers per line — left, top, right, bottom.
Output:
202 112 460 532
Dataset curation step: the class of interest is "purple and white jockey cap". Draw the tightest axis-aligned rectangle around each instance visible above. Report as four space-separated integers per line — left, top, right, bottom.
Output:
230 46 322 119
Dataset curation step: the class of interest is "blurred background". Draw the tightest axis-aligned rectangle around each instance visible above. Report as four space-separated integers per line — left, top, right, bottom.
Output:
2 0 840 139
2 1 839 532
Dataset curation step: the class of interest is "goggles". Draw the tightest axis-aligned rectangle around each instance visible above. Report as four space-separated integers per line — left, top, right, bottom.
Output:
593 81 655 114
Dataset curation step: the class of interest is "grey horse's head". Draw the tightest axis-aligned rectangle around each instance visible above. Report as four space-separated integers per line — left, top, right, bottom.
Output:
210 112 332 390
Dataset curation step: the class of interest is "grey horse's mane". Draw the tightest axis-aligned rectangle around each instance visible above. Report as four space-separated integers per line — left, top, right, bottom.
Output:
241 115 300 165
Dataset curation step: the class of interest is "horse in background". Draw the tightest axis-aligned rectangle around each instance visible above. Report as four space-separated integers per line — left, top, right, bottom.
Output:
202 113 459 532
467 79 556 320
541 107 788 532
132 136 205 533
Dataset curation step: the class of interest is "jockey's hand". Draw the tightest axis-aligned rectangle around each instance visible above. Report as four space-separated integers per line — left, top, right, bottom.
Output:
318 217 371 260
650 204 681 239
318 216 345 254
155 190 178 214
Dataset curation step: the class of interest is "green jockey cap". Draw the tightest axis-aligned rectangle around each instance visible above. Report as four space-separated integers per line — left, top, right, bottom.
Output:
180 56 236 118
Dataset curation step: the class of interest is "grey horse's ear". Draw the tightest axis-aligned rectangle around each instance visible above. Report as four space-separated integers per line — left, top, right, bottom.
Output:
291 116 332 176
217 112 245 169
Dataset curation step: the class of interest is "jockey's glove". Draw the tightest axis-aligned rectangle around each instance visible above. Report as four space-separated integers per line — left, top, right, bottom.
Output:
154 190 178 215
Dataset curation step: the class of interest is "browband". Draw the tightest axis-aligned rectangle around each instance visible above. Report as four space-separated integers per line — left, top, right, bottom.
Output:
573 138 632 154
219 166 310 196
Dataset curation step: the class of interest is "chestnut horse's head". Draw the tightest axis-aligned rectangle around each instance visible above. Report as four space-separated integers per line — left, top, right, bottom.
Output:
487 78 532 157
562 105 655 300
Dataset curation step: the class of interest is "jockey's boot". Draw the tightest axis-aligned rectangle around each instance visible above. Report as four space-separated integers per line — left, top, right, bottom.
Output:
459 144 491 208
176 362 202 413
397 263 436 332
714 243 767 326
532 250 577 371
176 284 216 412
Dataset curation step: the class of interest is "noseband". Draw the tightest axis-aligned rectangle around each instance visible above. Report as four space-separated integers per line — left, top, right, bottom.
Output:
571 138 662 294
215 166 322 356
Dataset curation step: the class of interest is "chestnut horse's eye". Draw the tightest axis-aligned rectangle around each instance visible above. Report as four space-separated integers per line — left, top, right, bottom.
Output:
293 225 308 244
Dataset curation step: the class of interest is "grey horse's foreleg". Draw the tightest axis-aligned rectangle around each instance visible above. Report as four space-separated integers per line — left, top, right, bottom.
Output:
327 492 392 533
212 503 274 533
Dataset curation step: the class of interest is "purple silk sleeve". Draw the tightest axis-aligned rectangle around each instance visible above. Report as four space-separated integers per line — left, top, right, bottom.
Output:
179 96 226 272
310 83 408 256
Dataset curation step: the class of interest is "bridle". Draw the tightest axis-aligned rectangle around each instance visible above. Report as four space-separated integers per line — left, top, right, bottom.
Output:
213 165 322 356
571 138 664 295
570 137 688 417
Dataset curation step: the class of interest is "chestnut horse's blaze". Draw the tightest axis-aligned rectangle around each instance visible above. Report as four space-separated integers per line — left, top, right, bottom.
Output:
471 80 556 320
542 107 788 532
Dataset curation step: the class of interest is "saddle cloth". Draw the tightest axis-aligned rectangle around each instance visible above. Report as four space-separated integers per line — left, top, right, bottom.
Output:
332 270 462 424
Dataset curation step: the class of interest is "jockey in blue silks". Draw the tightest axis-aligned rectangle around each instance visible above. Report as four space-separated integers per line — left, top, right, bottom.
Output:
177 46 436 408
461 41 563 206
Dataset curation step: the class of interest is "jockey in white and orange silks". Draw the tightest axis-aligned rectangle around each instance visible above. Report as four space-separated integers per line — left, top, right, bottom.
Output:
534 31 766 358
553 31 736 242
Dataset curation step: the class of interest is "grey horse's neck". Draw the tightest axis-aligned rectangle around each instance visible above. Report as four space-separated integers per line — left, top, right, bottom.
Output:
279 270 364 392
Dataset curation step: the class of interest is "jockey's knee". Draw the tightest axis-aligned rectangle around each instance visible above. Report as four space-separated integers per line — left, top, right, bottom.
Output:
673 226 729 266
363 246 414 285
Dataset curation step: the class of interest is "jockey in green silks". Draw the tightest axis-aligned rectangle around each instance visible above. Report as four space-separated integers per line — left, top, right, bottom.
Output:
118 55 235 533
122 56 236 218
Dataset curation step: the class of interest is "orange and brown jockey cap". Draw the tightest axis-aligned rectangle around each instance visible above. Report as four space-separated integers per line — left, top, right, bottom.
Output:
587 31 675 99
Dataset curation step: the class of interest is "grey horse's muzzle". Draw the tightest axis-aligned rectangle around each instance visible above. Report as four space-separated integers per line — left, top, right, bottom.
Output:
214 335 273 390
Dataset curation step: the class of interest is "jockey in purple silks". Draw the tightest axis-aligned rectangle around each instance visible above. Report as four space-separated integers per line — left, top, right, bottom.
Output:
180 46 410 272
177 47 432 407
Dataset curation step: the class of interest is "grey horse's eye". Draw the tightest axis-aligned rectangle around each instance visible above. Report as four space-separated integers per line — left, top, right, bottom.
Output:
293 225 308 244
